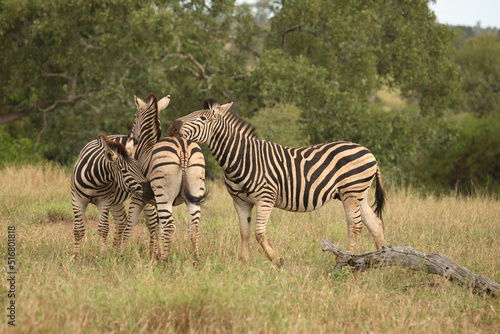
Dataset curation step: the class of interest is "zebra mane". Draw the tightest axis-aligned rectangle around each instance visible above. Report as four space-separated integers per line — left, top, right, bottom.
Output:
98 134 130 160
224 112 258 139
145 92 162 140
203 98 258 139
202 98 221 110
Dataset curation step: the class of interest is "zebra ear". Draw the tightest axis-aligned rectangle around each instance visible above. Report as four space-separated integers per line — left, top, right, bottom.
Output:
135 96 146 110
98 134 119 162
213 102 233 116
104 146 119 162
125 138 136 158
158 95 171 112
97 134 106 148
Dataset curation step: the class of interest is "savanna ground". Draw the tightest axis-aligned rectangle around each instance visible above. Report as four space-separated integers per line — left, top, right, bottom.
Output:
0 164 499 333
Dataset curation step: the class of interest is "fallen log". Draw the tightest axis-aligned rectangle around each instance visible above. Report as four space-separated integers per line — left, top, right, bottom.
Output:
322 240 500 298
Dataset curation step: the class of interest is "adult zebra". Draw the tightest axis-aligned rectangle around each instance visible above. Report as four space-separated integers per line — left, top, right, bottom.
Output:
71 133 155 259
168 101 387 266
121 93 207 263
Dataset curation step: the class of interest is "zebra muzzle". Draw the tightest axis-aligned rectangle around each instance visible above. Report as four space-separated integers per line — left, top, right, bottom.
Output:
140 181 155 202
168 120 183 137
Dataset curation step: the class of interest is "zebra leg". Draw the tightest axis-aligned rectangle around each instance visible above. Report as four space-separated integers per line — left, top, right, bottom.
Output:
72 201 88 259
121 197 146 252
97 205 111 254
156 199 175 262
109 203 127 252
342 196 364 253
143 203 158 260
185 201 201 265
359 194 386 250
233 198 254 263
255 203 283 266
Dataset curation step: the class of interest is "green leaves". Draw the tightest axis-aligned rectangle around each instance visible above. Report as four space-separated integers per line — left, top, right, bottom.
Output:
0 0 258 162
455 34 500 116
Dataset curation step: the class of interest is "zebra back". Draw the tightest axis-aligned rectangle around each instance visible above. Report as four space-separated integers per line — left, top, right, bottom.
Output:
168 104 385 216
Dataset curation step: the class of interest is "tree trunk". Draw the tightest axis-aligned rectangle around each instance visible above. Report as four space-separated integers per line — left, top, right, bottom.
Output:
322 240 500 298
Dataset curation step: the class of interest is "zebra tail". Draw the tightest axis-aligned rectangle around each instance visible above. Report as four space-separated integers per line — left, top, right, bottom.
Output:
183 186 209 206
181 162 209 206
373 166 386 225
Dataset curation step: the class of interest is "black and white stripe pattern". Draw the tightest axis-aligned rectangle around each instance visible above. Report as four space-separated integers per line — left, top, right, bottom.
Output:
70 134 154 258
168 101 386 266
121 93 207 263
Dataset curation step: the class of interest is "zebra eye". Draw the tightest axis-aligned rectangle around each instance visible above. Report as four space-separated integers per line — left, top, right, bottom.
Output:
200 116 207 121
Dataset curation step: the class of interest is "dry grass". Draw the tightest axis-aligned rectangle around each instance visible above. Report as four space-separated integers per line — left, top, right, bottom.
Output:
1 165 499 333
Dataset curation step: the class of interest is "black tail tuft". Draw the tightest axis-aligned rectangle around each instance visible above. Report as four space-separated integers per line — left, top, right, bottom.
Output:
183 187 209 205
373 166 386 224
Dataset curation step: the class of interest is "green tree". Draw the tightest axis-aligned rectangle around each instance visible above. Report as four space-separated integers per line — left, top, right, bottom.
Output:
240 0 461 143
417 113 500 194
250 103 309 147
0 0 259 162
455 34 500 116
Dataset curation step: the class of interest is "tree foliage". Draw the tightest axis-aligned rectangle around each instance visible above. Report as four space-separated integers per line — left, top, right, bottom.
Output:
264 0 460 117
0 0 259 161
0 0 496 193
417 113 500 194
455 34 500 116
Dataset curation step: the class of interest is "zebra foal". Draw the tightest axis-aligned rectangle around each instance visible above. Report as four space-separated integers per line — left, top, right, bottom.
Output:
71 133 154 259
121 93 207 263
168 101 387 266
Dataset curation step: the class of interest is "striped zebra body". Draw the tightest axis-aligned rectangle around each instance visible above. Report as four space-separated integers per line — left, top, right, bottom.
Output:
168 102 386 266
71 134 154 259
121 93 206 263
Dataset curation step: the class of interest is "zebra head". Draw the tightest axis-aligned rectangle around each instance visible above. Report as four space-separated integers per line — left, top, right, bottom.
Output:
126 93 170 159
168 100 233 144
98 134 154 202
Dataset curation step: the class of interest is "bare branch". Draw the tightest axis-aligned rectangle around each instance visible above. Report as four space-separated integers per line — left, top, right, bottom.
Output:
119 68 130 92
231 74 249 80
79 38 103 51
182 66 200 78
165 52 207 80
42 71 78 92
184 38 200 46
282 24 302 50
322 240 500 298
282 24 316 50
36 93 88 113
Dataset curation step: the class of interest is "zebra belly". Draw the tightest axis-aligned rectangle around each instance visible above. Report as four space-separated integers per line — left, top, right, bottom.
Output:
224 176 337 212
273 187 338 212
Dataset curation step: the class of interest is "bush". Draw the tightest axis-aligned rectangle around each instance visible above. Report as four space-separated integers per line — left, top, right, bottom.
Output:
455 34 500 116
0 127 44 167
250 103 309 147
416 113 500 194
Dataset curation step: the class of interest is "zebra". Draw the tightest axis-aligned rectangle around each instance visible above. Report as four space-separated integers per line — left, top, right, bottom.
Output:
121 93 207 263
71 133 155 259
168 100 387 266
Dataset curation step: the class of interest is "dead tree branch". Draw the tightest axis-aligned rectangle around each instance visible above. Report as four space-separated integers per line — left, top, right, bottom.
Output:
165 52 207 80
322 240 500 298
36 94 88 113
282 24 302 50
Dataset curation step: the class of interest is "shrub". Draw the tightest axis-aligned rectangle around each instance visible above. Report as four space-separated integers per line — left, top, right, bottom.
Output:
0 127 44 167
416 113 500 194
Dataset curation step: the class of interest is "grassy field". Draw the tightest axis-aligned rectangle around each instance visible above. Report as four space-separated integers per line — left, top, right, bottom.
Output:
1 164 499 333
